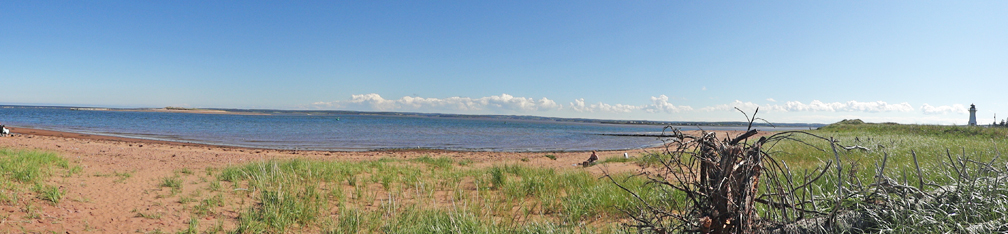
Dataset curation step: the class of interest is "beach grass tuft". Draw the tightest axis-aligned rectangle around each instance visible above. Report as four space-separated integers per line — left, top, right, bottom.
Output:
34 184 63 205
179 216 199 234
544 154 557 160
0 148 68 184
0 148 72 206
134 210 163 219
160 176 183 194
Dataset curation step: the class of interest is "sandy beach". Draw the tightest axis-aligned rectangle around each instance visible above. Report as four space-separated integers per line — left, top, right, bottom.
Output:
2 126 731 233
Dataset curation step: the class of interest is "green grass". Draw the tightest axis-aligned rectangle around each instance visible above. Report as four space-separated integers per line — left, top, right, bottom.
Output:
193 194 224 216
586 121 1008 233
178 216 199 234
217 157 651 233
616 151 665 167
767 121 1008 184
629 120 1008 233
0 148 68 184
745 122 1008 212
34 184 64 205
598 156 631 164
409 156 455 170
208 180 221 192
160 177 183 194
0 148 72 206
802 122 1008 232
135 210 163 219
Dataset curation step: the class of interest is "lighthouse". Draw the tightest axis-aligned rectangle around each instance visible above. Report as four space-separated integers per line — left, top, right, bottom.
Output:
968 104 977 126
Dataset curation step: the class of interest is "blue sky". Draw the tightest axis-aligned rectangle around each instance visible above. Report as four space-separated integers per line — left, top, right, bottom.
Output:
2 1 1005 124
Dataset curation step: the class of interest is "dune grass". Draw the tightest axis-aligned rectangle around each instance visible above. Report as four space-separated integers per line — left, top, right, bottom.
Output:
0 148 71 206
781 122 1008 232
620 121 1008 233
160 176 184 195
767 121 1008 185
588 120 1008 233
216 156 656 233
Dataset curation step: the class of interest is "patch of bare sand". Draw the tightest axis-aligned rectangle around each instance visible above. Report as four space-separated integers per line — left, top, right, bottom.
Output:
0 127 769 233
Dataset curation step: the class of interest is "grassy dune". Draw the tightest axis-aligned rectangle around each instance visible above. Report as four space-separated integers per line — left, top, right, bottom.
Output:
215 157 658 233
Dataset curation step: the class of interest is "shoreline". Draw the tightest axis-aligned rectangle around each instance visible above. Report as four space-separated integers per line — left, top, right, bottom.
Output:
7 126 670 153
6 126 282 152
0 125 768 232
6 126 776 154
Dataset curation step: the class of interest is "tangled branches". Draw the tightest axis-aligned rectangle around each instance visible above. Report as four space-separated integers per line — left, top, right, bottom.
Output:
607 110 1008 233
606 109 840 233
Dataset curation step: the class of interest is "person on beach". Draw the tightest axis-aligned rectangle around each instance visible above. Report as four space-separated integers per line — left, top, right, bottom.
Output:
581 151 599 167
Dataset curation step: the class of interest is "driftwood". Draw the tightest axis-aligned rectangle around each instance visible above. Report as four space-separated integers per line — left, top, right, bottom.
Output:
842 145 870 152
605 108 843 233
608 116 1008 234
606 108 1008 233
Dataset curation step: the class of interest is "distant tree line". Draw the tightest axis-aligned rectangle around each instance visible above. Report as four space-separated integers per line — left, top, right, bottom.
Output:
994 119 1008 127
993 114 1008 127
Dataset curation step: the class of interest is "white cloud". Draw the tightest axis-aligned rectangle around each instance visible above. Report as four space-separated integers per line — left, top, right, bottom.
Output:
570 95 693 113
647 95 694 113
701 100 782 112
781 100 913 112
920 103 968 115
316 94 920 120
313 93 561 112
702 100 913 113
570 98 644 113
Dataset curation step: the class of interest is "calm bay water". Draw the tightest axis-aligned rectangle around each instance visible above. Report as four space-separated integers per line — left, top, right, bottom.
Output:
0 106 792 152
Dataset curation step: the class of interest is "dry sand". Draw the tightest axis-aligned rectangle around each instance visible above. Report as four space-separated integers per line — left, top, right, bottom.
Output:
0 127 765 233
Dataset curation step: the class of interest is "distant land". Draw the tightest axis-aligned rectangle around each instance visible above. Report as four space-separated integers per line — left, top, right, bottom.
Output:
8 104 826 128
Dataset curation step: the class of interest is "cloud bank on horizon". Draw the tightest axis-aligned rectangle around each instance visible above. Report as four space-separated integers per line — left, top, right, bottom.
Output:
312 93 561 112
310 93 972 124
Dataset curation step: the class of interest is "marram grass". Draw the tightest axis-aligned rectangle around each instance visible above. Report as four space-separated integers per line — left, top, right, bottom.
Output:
218 157 655 233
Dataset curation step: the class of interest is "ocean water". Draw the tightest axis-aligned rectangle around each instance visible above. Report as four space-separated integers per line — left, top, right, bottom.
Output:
0 106 790 152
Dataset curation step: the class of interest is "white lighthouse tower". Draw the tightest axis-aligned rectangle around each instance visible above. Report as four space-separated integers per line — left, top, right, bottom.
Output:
968 104 977 126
